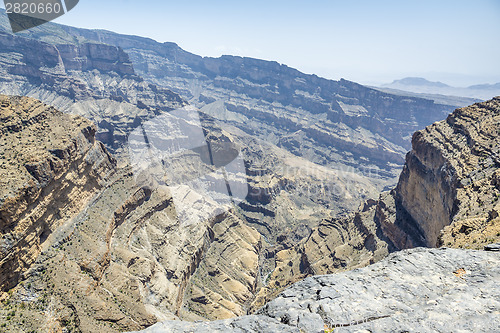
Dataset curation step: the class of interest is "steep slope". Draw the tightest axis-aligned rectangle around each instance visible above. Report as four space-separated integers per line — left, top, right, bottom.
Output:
256 97 500 307
401 96 500 249
1 10 492 330
0 28 186 153
64 27 454 181
0 95 116 296
0 96 266 331
0 11 457 185
0 13 415 323
134 248 500 333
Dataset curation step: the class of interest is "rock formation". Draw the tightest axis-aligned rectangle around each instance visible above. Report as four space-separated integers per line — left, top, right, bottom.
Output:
53 25 456 183
255 97 500 307
133 248 500 333
0 8 499 332
0 94 498 331
0 29 186 153
0 95 116 295
0 96 267 331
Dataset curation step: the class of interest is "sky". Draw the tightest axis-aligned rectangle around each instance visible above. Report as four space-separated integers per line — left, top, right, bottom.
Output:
3 0 500 86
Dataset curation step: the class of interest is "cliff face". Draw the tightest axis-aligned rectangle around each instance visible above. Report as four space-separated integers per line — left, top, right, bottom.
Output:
57 43 135 75
397 97 500 248
134 248 500 333
0 95 116 295
0 95 265 331
254 97 500 307
1 16 459 186
97 32 453 181
0 10 498 332
0 30 186 152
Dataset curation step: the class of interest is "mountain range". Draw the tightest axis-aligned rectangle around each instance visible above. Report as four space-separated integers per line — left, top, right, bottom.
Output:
379 77 500 100
0 8 499 332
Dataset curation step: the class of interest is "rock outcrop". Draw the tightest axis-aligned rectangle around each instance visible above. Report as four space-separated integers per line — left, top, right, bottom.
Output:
252 97 500 308
0 95 264 331
398 97 500 249
0 8 498 331
0 95 116 295
133 247 500 333
0 29 185 152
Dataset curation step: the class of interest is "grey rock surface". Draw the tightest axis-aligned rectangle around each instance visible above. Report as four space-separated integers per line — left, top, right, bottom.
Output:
260 247 500 332
485 243 500 251
132 315 300 333
134 248 500 333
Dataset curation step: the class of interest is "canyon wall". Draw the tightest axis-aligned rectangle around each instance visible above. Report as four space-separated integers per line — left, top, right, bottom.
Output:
254 97 500 307
0 95 116 294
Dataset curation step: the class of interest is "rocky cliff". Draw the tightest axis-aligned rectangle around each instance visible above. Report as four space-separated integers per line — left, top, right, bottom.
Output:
0 13 405 323
0 95 116 295
398 97 500 249
0 93 495 332
61 27 455 182
14 21 466 267
0 96 266 331
133 247 500 333
254 97 500 307
0 9 498 332
0 28 185 152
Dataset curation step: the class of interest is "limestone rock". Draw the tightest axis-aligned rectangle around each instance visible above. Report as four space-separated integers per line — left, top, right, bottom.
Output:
256 97 500 306
1 10 499 332
0 94 116 295
132 248 500 333
0 30 186 153
485 243 500 251
397 97 500 249
257 248 500 333
131 315 299 333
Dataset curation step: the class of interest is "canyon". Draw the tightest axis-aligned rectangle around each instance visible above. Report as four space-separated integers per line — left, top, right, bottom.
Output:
0 8 499 332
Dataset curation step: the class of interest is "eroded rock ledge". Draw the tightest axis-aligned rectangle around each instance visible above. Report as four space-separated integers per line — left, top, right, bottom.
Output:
255 97 500 307
0 95 116 295
134 247 500 333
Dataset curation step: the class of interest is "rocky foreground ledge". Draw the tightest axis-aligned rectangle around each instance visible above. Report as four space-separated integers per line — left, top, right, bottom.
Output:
133 247 499 333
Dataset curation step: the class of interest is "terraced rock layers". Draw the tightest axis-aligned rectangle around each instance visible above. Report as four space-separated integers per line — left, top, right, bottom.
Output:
0 95 116 295
254 97 500 307
134 248 500 333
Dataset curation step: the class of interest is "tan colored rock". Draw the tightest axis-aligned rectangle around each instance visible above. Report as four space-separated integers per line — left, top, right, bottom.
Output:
396 97 500 248
253 97 500 309
0 95 116 296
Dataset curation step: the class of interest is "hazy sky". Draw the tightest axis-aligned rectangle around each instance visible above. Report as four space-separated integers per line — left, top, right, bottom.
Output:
4 0 500 86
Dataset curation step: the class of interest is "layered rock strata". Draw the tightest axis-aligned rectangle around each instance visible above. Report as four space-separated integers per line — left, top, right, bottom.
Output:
0 95 116 295
134 248 500 333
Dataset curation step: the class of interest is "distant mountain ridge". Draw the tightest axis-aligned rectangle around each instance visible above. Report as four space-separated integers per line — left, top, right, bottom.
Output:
382 77 500 100
0 8 486 330
390 77 451 88
469 82 500 90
